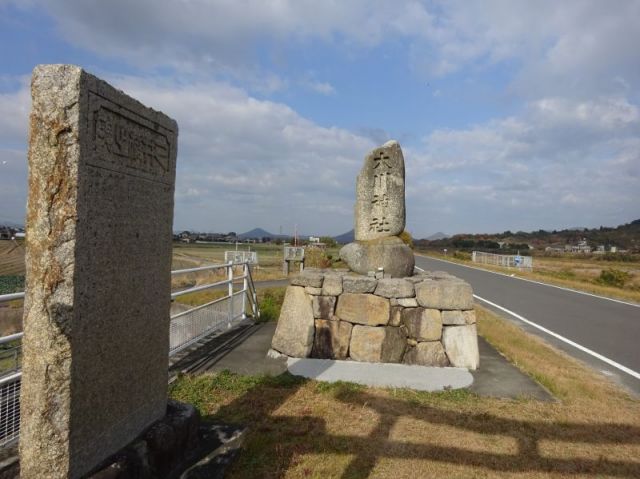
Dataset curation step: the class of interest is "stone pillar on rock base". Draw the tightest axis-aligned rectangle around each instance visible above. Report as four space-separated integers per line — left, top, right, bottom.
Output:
340 140 414 277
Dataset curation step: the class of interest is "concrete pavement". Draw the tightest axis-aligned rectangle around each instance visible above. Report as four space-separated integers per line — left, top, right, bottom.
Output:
172 322 553 400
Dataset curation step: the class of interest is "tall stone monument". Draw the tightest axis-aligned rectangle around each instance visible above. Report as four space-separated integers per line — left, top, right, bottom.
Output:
271 140 479 373
20 65 178 478
340 140 415 277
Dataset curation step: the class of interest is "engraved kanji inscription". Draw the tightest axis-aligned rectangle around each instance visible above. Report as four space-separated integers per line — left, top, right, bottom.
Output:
369 216 391 233
354 141 405 241
95 107 170 174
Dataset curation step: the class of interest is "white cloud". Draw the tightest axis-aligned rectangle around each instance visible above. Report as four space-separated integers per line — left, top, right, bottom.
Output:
405 95 640 234
0 75 374 234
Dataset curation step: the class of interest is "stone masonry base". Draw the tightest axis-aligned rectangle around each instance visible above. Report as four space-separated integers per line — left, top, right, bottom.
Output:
271 269 480 369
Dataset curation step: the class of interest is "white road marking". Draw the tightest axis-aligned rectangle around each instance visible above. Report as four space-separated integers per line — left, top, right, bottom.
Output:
472 295 640 381
415 264 640 381
416 255 640 308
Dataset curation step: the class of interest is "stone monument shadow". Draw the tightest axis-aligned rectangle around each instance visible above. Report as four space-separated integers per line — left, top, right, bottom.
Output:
196 380 640 478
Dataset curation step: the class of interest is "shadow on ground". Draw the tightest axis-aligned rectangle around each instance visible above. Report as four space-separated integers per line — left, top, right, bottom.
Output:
173 372 640 478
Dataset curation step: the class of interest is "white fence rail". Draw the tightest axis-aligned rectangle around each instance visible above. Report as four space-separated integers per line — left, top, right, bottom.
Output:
471 251 533 269
0 260 259 448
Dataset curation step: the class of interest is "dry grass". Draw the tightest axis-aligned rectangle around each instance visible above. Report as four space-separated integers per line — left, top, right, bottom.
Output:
170 306 640 478
0 240 25 276
173 243 343 283
419 251 640 304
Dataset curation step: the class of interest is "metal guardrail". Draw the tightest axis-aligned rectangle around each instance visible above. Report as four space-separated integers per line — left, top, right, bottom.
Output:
0 260 260 448
471 250 533 269
169 261 259 355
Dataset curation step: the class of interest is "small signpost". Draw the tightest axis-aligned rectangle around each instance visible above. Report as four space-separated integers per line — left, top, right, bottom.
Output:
283 246 305 274
224 250 258 265
514 254 523 267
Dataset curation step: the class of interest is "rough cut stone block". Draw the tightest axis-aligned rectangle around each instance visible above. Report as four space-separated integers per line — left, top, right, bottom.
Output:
415 279 474 310
403 342 450 367
389 306 403 327
312 320 352 359
305 286 323 295
374 278 415 298
354 140 405 241
442 309 476 325
312 295 337 319
343 275 378 293
441 310 465 325
442 324 479 370
349 325 406 363
339 236 414 278
397 297 418 308
19 64 178 479
463 310 476 324
322 274 343 296
335 293 390 326
402 308 442 341
272 286 315 357
291 271 324 288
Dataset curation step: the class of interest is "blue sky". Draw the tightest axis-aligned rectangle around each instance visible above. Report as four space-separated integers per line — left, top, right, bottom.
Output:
1 1 639 237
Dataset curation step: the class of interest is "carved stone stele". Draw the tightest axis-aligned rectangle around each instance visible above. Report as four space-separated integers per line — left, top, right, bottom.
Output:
20 64 178 479
354 140 405 241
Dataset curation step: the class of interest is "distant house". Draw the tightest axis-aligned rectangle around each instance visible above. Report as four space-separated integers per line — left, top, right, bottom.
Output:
565 238 591 253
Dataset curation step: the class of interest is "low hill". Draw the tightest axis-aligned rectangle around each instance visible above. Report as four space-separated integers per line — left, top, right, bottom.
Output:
415 219 640 252
334 229 354 244
426 232 449 241
238 228 291 240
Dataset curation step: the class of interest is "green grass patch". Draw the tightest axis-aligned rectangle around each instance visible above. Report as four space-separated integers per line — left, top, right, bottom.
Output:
0 275 24 295
256 287 286 322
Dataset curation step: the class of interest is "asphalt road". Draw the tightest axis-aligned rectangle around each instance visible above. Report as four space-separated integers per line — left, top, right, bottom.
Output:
414 255 640 395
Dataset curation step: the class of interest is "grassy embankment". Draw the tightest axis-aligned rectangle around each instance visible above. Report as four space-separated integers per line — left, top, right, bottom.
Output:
170 304 640 478
417 249 640 304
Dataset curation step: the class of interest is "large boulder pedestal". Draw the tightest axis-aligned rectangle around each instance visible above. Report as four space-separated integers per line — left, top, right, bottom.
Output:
271 269 480 370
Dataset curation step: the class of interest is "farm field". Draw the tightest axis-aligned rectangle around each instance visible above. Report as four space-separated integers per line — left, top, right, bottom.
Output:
418 250 640 304
0 240 25 278
172 242 342 288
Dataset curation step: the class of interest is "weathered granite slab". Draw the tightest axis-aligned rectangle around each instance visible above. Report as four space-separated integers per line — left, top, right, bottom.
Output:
349 325 406 363
354 140 405 241
415 279 474 310
442 324 480 370
335 293 390 326
312 319 352 359
272 286 315 357
339 236 414 278
20 65 178 479
403 341 450 367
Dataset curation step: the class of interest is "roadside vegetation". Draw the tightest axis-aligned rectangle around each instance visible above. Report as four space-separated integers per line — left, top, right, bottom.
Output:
170 304 640 478
418 250 640 304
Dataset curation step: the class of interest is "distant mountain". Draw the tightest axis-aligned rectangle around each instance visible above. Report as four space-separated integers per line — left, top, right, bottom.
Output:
334 229 354 244
238 228 282 239
426 232 449 241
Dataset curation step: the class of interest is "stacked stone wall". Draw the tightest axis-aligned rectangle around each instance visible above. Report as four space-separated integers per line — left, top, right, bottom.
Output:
271 269 479 369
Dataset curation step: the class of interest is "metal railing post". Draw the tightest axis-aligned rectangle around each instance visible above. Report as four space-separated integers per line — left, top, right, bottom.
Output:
242 262 248 320
227 261 233 328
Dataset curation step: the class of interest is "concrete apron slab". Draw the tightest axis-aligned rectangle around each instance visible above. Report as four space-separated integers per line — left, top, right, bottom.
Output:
287 358 473 391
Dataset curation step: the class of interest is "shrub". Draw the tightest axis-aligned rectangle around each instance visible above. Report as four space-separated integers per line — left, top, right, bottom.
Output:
257 287 286 322
453 251 471 261
399 230 414 249
595 268 631 288
305 248 332 268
